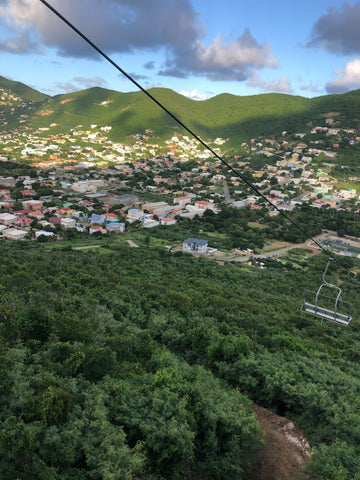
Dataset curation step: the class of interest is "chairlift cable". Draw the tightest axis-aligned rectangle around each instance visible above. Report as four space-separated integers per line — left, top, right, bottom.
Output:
39 0 356 278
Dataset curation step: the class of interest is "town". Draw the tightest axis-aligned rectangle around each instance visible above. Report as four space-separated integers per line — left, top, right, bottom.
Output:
0 87 360 258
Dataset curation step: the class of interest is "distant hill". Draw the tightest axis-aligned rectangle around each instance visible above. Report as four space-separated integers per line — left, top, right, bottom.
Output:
0 75 49 102
1 76 360 146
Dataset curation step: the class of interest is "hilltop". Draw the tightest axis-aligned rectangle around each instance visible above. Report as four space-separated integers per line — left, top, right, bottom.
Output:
2 76 360 147
0 75 49 103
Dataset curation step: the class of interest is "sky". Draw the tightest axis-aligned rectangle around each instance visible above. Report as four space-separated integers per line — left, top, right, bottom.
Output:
1 0 360 100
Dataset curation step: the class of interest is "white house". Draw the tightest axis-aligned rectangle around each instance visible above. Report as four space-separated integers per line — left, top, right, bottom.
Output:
106 222 125 233
4 228 27 241
0 213 17 225
160 218 177 226
127 208 143 222
35 230 54 239
61 217 76 229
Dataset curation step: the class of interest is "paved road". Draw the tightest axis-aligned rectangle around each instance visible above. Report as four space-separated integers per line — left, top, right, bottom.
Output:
223 181 232 203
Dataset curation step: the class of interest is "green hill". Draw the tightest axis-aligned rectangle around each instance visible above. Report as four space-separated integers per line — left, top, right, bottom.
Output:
0 75 49 102
2 77 360 147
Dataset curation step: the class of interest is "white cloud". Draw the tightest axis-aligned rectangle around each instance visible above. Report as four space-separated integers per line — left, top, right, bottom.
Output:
246 71 293 94
54 81 77 92
266 76 293 94
194 31 277 70
326 58 360 93
161 29 278 81
179 89 208 101
299 81 323 94
73 76 108 88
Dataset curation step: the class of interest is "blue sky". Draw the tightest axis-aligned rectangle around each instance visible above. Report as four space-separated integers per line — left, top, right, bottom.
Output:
1 0 360 100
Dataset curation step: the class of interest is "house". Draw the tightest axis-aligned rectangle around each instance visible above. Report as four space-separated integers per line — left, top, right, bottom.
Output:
0 213 17 225
0 176 16 186
103 212 118 223
0 189 10 197
89 225 106 234
127 208 143 222
89 214 105 224
160 217 177 226
61 217 76 229
106 222 125 233
30 210 44 220
3 228 27 241
174 196 191 207
55 207 75 217
49 216 61 225
22 199 44 210
183 238 208 254
143 219 160 228
35 230 54 239
22 189 36 196
15 216 33 227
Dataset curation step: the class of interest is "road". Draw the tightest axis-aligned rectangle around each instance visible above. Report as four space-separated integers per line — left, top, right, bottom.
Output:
127 239 139 247
223 181 232 203
73 244 101 250
217 231 360 263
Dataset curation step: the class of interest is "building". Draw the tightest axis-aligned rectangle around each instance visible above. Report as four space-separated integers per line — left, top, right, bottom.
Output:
0 213 17 225
89 225 106 234
3 228 27 241
160 217 177 226
35 230 54 239
89 214 105 224
183 237 208 254
22 199 44 210
127 208 143 222
61 217 76 229
106 222 125 233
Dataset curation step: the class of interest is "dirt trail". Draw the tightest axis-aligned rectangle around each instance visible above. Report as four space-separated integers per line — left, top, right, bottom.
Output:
250 405 311 480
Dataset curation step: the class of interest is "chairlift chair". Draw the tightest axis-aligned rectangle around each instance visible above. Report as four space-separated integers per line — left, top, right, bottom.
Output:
301 257 352 326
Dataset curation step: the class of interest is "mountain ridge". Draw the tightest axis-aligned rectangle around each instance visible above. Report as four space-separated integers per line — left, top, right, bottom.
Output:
2 75 360 147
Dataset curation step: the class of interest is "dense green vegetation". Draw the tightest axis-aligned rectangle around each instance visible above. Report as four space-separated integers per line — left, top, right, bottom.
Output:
0 75 49 103
1 240 360 479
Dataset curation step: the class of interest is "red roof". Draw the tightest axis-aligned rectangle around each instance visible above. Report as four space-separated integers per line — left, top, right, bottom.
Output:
16 217 33 225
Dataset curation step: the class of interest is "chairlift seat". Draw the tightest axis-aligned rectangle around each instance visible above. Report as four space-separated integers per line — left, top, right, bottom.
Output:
302 295 352 325
301 258 352 326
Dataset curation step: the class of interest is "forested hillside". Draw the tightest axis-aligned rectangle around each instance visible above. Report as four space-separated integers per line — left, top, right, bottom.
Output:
2 75 360 147
1 241 359 479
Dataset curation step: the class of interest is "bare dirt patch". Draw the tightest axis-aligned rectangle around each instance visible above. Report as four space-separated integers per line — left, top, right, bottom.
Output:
250 404 311 480
60 98 74 104
263 241 291 251
36 110 53 116
320 111 340 117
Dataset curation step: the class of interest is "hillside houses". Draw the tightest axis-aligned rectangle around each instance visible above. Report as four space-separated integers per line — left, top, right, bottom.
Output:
1 100 360 245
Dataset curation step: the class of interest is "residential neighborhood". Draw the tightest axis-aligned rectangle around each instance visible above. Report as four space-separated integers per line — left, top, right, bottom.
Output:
0 86 360 250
